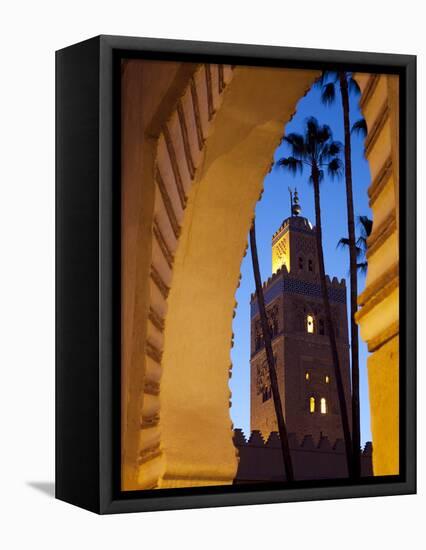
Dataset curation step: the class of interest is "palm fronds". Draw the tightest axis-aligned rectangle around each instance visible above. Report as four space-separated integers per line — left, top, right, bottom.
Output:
351 118 368 137
321 82 336 105
338 215 373 272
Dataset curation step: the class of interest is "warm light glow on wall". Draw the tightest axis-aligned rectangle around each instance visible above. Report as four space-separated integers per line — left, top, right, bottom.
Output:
272 234 290 274
309 396 315 413
305 372 310 381
325 375 330 384
320 398 327 414
307 315 314 333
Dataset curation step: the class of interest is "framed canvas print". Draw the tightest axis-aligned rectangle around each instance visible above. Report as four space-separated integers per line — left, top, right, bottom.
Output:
56 35 416 514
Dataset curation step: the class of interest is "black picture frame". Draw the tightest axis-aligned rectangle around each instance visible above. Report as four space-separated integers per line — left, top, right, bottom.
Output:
56 35 416 514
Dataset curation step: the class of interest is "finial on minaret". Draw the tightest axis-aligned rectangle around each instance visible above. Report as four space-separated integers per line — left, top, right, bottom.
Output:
291 187 301 216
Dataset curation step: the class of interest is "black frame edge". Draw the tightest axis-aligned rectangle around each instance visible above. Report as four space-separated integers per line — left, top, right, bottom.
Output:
55 36 102 514
402 54 417 494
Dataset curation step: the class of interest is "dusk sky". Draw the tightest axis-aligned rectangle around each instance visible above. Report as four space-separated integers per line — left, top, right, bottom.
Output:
230 73 373 445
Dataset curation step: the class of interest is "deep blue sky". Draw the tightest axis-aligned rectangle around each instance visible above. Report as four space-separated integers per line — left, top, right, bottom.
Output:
230 77 373 446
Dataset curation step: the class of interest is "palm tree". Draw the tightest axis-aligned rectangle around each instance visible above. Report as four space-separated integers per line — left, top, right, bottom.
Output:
249 220 294 481
317 71 364 478
277 116 353 477
338 215 373 274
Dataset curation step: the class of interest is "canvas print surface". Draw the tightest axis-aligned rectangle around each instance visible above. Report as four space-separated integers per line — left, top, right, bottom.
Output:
120 60 400 491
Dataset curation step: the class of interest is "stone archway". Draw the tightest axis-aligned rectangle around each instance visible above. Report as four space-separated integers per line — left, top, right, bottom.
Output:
121 61 400 490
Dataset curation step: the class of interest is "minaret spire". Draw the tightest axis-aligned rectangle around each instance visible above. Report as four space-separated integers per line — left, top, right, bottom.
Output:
292 187 301 216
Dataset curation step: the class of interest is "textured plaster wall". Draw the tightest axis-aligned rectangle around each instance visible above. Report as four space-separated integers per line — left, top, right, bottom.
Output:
355 73 400 476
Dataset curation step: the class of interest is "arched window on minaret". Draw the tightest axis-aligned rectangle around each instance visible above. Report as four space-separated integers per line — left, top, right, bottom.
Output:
309 396 316 413
271 307 279 336
308 258 314 272
306 314 315 333
255 332 261 351
262 386 272 402
298 256 304 270
320 397 327 414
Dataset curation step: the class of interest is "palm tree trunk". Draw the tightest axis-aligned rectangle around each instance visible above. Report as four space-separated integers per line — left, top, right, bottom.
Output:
311 165 353 477
339 72 361 479
249 220 294 482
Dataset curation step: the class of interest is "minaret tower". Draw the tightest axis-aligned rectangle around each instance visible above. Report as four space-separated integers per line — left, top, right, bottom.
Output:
250 190 351 444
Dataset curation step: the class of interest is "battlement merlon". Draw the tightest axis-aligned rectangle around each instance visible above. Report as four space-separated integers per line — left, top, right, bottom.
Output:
250 273 347 304
233 429 372 456
249 264 289 301
325 275 347 288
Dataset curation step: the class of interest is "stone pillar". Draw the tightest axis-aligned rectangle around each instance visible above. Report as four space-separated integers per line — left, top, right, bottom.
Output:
355 73 400 476
121 59 198 490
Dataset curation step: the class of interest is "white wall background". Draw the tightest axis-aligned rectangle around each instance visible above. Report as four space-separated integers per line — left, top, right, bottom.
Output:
0 1 423 548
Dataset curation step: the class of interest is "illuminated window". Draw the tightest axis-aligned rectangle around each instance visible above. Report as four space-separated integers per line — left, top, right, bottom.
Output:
307 314 314 333
320 397 327 414
325 375 330 384
298 257 304 270
309 396 315 413
305 372 310 381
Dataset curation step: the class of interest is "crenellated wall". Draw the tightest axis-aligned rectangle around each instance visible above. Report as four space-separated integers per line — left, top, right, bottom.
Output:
250 264 347 319
234 429 373 482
